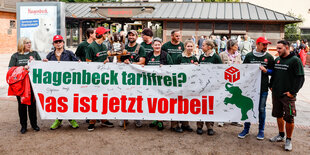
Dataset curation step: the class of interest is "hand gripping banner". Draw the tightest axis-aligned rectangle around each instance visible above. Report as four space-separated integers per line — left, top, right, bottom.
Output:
28 61 261 122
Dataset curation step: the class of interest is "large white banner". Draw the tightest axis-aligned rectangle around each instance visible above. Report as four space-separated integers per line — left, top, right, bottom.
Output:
28 61 261 122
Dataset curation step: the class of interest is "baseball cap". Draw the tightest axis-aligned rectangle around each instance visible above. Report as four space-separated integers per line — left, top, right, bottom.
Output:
153 37 162 43
53 35 64 42
127 30 138 36
96 27 110 35
256 37 271 44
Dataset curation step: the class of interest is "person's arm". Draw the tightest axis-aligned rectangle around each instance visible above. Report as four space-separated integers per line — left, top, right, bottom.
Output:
85 45 92 62
75 44 83 59
69 50 79 61
133 46 146 65
8 54 17 69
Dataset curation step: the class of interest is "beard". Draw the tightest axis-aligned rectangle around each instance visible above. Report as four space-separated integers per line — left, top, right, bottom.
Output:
129 39 136 43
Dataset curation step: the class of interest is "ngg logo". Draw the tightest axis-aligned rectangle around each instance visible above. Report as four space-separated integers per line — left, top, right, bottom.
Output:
224 66 240 83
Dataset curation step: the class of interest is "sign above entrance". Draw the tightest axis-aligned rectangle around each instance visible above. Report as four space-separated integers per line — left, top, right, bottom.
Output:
92 6 154 18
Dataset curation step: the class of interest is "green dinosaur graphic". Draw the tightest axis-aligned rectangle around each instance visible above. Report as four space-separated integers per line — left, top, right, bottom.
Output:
224 83 256 121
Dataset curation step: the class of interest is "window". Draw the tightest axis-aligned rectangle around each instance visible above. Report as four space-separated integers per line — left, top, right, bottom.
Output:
10 20 16 29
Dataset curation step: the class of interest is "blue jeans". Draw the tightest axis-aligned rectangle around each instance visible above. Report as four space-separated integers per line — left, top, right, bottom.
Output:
244 92 268 132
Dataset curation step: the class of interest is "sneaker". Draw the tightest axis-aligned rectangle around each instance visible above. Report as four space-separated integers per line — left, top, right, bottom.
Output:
171 127 183 133
88 124 95 131
50 120 62 130
181 125 193 132
285 139 292 151
218 122 224 127
69 120 79 129
257 131 264 140
269 134 285 142
101 121 114 128
197 128 203 135
149 121 158 127
238 129 249 139
157 121 164 131
135 120 142 128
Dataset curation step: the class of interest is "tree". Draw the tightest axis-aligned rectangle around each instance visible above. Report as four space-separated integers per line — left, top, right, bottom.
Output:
284 11 303 42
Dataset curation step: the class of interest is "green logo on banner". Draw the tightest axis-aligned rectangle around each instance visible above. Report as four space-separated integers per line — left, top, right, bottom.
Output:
224 83 256 121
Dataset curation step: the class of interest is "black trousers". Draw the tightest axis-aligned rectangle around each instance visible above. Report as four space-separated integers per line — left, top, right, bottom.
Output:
16 91 37 128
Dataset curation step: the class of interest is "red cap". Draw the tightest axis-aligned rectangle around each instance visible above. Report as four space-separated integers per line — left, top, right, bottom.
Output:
53 35 64 42
96 27 110 35
256 37 271 44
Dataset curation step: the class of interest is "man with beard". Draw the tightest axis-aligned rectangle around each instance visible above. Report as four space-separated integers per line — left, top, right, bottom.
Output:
161 30 184 63
119 30 146 128
238 37 275 140
269 40 304 151
85 27 114 131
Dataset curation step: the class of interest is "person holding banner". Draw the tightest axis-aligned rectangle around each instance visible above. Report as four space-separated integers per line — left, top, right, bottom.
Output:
85 27 114 131
170 39 196 133
219 39 243 127
119 30 146 128
8 37 41 134
269 40 304 151
75 28 96 61
238 37 275 140
45 35 80 130
145 37 173 130
196 39 222 135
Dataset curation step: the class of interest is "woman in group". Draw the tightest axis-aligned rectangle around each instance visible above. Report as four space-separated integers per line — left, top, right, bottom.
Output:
171 39 197 133
197 39 222 135
218 39 242 127
175 39 199 65
8 37 41 134
145 37 173 130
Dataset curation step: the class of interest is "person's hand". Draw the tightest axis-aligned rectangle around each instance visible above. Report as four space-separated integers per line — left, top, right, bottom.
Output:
194 62 198 65
103 59 109 64
259 66 267 73
124 59 130 64
29 56 34 62
43 59 48 62
24 65 29 70
285 92 294 98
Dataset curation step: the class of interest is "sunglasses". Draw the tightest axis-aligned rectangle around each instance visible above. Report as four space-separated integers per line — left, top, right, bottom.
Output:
54 40 63 44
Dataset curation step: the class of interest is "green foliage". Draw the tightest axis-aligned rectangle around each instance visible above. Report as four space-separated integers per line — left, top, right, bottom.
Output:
284 11 303 41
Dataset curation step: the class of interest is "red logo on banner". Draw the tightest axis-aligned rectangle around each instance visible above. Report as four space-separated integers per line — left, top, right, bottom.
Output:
224 66 240 83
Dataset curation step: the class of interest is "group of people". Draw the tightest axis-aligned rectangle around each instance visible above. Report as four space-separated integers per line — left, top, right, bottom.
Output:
8 27 304 151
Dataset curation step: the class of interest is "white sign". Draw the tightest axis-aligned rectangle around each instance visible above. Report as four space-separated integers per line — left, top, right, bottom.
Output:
20 5 57 55
28 61 261 122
